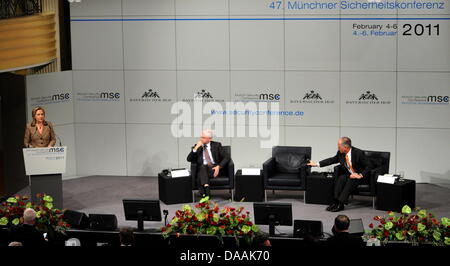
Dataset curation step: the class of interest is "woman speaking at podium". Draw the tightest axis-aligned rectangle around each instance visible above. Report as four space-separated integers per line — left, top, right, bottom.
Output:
24 106 56 148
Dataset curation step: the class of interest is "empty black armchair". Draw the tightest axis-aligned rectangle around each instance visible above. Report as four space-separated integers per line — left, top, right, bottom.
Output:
333 150 390 208
190 146 234 201
263 146 311 201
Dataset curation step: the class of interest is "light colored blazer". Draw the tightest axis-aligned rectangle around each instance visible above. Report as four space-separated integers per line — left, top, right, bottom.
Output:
24 121 56 148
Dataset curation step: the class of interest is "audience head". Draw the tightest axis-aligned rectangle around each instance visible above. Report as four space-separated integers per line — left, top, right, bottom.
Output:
338 137 352 154
200 129 213 145
253 231 271 247
8 241 23 247
119 227 134 246
333 215 350 233
23 208 36 225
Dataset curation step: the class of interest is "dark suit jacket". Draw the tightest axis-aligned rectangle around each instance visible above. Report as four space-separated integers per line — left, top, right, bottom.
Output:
319 147 371 178
8 224 47 247
186 141 230 169
24 121 56 148
326 232 365 247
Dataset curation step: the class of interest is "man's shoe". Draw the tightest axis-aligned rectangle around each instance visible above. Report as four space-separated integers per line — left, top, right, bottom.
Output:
331 202 344 212
199 186 205 196
326 202 337 211
204 186 211 198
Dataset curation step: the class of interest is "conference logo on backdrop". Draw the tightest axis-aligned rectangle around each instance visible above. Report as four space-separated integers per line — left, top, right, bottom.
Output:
234 91 281 102
290 90 334 104
129 88 172 103
29 91 71 107
76 91 121 102
345 90 391 105
400 94 449 105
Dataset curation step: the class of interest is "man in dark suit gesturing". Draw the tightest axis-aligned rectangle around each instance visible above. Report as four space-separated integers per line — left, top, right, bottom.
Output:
308 137 371 212
187 130 230 198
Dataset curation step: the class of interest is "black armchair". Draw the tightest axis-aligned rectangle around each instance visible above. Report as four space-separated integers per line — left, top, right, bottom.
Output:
263 146 311 201
333 150 390 208
190 146 235 201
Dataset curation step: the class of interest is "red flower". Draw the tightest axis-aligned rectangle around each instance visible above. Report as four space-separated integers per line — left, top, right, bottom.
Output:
383 231 389 237
369 223 374 228
167 224 171 228
246 221 253 226
388 217 394 221
219 225 225 229
242 214 246 219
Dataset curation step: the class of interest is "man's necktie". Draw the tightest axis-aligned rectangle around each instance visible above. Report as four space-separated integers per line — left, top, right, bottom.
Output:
345 154 355 173
203 144 213 166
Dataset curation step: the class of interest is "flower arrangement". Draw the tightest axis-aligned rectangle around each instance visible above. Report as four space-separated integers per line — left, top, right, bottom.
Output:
161 196 259 245
0 194 70 235
366 205 450 246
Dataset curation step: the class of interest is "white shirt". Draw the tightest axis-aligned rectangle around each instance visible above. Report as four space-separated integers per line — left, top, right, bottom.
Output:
193 142 216 165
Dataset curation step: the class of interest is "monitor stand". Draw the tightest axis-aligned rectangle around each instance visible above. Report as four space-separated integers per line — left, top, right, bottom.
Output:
137 210 144 231
268 214 276 237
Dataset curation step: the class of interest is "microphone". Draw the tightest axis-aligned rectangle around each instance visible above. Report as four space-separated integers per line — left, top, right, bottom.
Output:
56 135 63 146
163 210 169 226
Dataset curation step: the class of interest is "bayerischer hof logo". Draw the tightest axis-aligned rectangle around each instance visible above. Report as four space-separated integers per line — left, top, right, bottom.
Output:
182 89 224 102
346 90 391 105
129 89 171 102
290 90 334 104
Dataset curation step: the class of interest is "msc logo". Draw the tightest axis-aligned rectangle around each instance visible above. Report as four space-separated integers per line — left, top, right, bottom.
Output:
359 91 378 101
259 93 281 101
303 90 322 100
427 95 449 103
100 92 120 99
49 147 64 153
142 89 160 98
52 93 70 101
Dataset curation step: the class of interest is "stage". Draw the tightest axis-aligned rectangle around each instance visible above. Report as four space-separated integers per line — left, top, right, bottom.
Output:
16 176 450 235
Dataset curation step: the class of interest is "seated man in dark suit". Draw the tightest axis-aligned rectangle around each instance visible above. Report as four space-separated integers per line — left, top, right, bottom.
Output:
187 130 230 198
327 215 365 247
308 137 371 212
8 208 47 247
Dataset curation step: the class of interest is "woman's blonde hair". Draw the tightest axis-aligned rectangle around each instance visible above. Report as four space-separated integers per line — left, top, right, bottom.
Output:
31 106 47 126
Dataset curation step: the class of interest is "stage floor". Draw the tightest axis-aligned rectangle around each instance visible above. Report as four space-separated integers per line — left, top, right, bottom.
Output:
16 176 450 235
